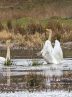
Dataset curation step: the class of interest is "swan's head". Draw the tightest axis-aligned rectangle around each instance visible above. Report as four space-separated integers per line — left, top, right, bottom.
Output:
46 29 52 33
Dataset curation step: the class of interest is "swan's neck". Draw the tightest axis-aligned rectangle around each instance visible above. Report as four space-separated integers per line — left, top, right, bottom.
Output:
6 45 10 61
48 31 52 41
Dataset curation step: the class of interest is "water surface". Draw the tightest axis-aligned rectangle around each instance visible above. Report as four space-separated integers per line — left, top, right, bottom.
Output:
0 49 72 93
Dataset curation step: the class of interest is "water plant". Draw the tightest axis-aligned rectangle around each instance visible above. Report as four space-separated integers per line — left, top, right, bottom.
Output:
4 59 12 66
32 60 42 66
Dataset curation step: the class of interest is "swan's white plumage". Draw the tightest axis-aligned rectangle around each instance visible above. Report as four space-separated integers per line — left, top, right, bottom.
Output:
41 39 63 64
41 40 58 64
0 57 5 64
40 28 63 64
52 40 63 63
0 40 11 64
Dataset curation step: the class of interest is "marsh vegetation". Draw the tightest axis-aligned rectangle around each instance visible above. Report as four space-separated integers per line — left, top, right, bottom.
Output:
0 17 72 49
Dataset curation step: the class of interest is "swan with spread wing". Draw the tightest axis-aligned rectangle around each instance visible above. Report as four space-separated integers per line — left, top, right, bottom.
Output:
40 29 63 64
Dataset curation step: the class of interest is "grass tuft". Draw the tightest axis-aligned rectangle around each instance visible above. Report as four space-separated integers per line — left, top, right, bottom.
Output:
32 60 41 66
4 59 12 66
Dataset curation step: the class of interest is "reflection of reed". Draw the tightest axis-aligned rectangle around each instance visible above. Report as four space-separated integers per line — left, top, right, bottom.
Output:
6 67 10 86
26 73 46 90
0 70 72 92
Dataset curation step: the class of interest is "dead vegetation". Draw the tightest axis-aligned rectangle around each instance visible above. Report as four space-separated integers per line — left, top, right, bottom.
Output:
0 19 72 48
0 30 12 40
0 0 72 19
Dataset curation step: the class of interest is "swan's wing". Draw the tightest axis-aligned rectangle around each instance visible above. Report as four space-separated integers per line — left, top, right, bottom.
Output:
41 40 56 63
53 40 63 62
41 40 53 59
42 40 53 53
54 47 63 60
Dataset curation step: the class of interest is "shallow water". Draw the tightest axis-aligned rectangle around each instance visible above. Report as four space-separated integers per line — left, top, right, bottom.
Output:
0 49 72 96
0 58 72 92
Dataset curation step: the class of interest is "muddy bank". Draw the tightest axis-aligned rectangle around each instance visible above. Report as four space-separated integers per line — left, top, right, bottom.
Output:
0 42 72 50
0 42 72 59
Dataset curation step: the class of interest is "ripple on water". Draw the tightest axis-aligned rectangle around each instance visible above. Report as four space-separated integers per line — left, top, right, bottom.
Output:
0 58 72 76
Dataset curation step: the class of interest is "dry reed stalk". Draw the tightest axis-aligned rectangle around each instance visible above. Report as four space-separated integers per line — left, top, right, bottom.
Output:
0 30 12 40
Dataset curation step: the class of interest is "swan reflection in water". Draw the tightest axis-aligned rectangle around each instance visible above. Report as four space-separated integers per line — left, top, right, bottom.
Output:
6 67 10 86
3 67 11 86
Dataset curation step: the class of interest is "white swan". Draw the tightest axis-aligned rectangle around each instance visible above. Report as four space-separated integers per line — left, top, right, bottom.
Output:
41 40 58 64
40 29 63 64
0 40 10 64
